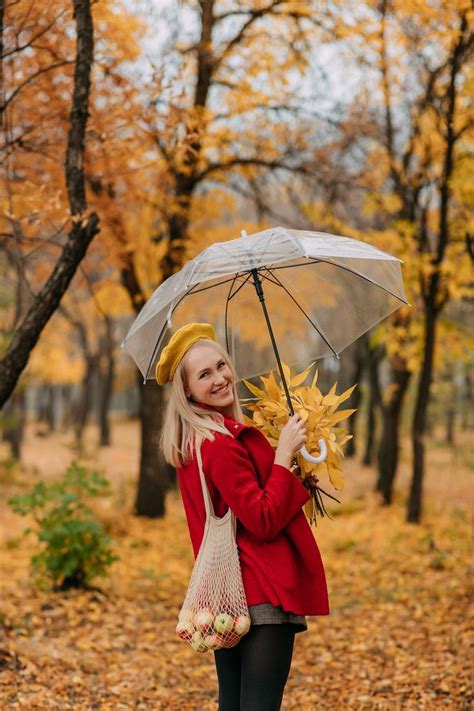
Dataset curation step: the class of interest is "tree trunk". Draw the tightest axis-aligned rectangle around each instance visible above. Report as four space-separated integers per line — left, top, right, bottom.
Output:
407 309 437 522
2 387 26 459
445 406 455 446
377 367 411 504
344 341 365 458
75 355 97 448
407 11 467 523
62 385 74 430
363 342 383 468
98 317 115 447
36 384 48 425
134 378 174 517
461 368 473 430
46 385 56 432
363 382 378 467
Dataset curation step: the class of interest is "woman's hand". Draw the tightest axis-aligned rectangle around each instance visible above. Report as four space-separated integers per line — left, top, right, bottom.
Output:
274 414 307 470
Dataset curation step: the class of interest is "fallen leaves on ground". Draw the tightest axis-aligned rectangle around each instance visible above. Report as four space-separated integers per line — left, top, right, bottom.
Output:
0 423 471 710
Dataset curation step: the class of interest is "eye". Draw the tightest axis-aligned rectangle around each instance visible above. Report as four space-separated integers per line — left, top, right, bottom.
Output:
218 361 226 369
199 371 209 379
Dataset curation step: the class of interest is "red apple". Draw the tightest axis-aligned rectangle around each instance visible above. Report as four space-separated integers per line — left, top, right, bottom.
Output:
194 608 215 633
224 638 238 649
234 614 251 636
176 620 194 641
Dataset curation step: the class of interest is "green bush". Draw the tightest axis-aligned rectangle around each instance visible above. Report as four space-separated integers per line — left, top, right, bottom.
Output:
8 462 119 590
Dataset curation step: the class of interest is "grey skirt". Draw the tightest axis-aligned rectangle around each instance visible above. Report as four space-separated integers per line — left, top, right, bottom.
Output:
248 603 308 633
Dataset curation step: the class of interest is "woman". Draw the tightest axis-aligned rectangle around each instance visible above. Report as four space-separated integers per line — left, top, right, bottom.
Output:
159 323 329 711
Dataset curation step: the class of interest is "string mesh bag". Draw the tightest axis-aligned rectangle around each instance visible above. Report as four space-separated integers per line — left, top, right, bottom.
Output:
176 445 251 653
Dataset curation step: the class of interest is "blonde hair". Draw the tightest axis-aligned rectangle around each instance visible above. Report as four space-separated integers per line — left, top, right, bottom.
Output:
160 339 244 467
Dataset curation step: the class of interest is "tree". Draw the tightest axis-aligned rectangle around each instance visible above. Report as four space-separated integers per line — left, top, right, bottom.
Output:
113 0 337 517
406 9 473 521
334 0 473 518
0 0 99 406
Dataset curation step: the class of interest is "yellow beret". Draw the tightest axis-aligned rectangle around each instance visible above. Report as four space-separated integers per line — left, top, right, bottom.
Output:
155 323 217 385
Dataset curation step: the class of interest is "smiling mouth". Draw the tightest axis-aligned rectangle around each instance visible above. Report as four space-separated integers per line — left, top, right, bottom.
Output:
212 384 230 395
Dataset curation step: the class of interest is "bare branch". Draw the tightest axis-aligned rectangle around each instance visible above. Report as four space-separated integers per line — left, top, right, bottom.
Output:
1 60 73 115
198 156 312 180
213 1 287 69
1 9 68 59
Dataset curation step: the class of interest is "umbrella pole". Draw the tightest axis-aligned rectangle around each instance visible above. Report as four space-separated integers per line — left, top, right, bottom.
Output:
251 269 295 416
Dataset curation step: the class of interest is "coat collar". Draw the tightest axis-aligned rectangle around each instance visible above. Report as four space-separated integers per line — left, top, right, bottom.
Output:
196 402 250 438
222 412 250 438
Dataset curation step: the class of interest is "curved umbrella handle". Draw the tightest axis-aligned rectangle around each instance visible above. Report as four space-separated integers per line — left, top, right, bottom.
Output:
300 439 327 463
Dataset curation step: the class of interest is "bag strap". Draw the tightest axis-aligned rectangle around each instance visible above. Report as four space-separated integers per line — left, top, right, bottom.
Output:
196 444 236 535
196 444 215 518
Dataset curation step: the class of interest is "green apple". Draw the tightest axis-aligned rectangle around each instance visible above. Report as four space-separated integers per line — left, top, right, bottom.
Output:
190 630 206 652
214 613 234 635
204 633 222 650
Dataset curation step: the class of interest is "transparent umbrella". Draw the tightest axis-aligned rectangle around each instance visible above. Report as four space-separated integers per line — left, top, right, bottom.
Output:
122 226 407 392
122 226 408 470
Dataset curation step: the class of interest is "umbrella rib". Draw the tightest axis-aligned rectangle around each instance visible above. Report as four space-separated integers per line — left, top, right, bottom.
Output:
255 229 281 266
270 259 321 270
184 273 249 295
143 284 201 380
225 274 254 351
143 274 251 379
260 268 340 358
316 259 409 303
144 320 169 381
270 258 408 304
224 275 239 353
284 228 306 256
256 271 283 288
228 272 253 300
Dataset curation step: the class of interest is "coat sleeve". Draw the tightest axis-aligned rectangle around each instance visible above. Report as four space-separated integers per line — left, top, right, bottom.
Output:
202 434 310 542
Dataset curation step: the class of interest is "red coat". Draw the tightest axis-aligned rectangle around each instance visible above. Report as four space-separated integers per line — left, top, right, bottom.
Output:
177 412 330 616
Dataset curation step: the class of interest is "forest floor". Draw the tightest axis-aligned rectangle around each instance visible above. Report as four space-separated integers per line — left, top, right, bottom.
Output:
0 420 472 710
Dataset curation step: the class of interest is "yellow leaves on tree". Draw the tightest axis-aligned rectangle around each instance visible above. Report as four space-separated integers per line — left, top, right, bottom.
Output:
93 283 134 318
1 0 153 327
29 320 84 386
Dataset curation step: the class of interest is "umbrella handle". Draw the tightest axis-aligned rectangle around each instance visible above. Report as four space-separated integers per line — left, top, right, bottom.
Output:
300 439 327 463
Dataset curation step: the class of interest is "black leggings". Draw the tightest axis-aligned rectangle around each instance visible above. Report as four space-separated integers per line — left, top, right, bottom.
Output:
213 623 296 711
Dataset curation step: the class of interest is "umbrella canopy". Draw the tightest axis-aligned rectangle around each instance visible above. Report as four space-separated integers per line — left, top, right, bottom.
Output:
122 227 408 383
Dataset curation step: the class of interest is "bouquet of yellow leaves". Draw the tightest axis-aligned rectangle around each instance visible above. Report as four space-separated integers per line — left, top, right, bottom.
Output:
243 363 356 525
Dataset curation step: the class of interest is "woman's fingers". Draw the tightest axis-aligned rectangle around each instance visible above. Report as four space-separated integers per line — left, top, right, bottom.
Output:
290 416 306 438
278 414 308 456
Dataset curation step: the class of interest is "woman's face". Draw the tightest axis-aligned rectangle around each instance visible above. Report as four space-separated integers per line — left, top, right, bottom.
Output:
184 344 235 413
